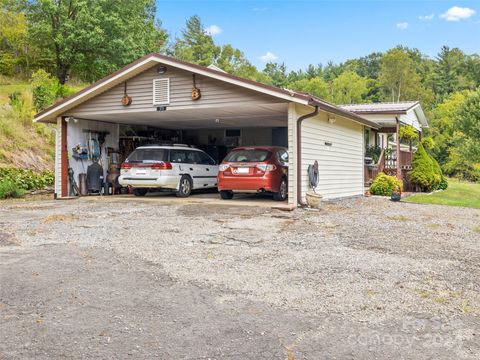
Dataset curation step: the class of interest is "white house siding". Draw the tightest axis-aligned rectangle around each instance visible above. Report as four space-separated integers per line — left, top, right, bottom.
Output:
400 109 421 131
66 119 119 187
294 104 364 202
69 65 281 117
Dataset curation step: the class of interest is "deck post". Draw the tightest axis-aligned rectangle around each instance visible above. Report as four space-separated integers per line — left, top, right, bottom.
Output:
395 117 401 179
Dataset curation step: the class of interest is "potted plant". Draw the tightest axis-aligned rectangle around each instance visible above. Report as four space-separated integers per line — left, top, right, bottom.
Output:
390 185 402 201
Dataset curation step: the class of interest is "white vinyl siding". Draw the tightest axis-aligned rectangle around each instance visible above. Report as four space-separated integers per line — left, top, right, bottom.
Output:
69 65 281 117
153 78 170 105
291 104 364 203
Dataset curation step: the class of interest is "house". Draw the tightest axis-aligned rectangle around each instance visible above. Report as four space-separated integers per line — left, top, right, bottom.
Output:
34 53 427 207
341 102 428 186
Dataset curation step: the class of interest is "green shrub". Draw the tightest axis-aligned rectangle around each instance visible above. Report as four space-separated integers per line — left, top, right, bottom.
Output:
0 52 15 76
408 143 442 191
370 172 403 196
31 69 59 111
0 167 54 191
438 177 449 190
421 137 435 150
0 180 26 199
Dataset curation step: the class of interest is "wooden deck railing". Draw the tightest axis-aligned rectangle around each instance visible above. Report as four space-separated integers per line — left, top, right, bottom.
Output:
364 149 414 185
399 150 413 168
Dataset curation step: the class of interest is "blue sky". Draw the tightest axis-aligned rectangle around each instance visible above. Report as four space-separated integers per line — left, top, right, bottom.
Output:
156 0 480 71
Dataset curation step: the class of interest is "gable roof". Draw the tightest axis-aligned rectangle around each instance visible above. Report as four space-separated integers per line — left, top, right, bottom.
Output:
340 101 419 114
340 101 428 128
34 53 378 128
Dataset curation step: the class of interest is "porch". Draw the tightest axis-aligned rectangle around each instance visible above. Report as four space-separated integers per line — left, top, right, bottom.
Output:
340 101 428 189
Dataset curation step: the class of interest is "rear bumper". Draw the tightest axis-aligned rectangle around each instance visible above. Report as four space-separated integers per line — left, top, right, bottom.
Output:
217 173 279 193
118 174 178 189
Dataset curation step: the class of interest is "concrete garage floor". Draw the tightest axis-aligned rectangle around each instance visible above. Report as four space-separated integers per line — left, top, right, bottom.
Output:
0 197 479 359
111 190 289 209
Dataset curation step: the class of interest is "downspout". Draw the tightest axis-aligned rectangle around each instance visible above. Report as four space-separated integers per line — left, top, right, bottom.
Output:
296 104 319 206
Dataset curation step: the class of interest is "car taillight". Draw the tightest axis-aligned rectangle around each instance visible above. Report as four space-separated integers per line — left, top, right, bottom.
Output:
121 163 133 169
150 162 172 170
256 164 276 172
219 164 230 171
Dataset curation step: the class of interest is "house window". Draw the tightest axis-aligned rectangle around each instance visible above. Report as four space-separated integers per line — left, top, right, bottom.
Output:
225 129 241 137
364 129 370 148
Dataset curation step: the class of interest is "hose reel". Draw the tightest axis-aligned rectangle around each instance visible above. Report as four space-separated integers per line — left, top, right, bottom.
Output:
307 160 319 192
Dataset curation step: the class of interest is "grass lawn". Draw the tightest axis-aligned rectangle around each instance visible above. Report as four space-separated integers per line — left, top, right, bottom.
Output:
404 178 480 209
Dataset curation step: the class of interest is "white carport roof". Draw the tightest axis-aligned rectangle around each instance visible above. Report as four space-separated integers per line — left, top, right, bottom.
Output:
34 53 379 129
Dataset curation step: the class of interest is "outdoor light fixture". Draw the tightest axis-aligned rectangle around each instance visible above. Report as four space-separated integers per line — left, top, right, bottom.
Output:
65 116 78 123
328 115 336 124
157 66 167 74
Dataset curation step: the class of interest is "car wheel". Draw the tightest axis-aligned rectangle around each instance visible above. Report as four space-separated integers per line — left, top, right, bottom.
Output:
133 188 148 197
219 190 234 200
176 175 192 197
273 178 287 201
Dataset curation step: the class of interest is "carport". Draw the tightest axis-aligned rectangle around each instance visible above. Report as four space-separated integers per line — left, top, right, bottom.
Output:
34 54 378 207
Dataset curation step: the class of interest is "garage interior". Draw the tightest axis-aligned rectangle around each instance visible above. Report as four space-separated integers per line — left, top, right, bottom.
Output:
65 102 289 197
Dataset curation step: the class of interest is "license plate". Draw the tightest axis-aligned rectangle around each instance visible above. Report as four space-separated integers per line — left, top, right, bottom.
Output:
135 169 147 175
236 167 249 174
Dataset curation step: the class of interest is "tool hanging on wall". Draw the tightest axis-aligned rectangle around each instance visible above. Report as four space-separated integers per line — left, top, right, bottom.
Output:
191 74 201 100
68 167 80 196
72 143 88 160
121 81 132 106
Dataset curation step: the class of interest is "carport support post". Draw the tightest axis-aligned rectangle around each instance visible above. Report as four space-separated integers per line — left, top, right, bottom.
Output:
61 116 68 197
287 103 298 207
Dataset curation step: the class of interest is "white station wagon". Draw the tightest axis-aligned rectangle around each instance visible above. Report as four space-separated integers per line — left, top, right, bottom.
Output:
118 145 218 197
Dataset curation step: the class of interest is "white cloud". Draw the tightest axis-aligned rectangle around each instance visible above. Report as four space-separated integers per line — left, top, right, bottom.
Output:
260 51 278 62
440 6 476 21
419 14 435 21
205 25 222 36
396 22 409 30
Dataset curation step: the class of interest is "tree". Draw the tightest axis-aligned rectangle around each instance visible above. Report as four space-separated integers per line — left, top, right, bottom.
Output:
172 15 219 66
330 70 368 104
26 0 167 83
262 62 288 88
456 89 480 162
344 52 382 79
378 48 421 102
428 91 469 166
287 77 329 99
430 46 470 101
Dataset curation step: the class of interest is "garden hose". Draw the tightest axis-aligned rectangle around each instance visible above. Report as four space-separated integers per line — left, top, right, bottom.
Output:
308 160 319 191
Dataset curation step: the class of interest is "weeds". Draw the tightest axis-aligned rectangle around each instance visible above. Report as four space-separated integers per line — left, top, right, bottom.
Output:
0 180 26 199
387 215 410 221
42 214 78 224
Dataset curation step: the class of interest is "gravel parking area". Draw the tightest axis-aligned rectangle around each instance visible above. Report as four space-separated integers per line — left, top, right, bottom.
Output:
1 195 479 359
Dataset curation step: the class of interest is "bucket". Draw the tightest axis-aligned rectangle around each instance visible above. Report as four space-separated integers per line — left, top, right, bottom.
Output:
306 191 322 209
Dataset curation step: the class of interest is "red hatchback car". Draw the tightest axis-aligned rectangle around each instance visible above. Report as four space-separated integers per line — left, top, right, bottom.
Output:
217 146 289 201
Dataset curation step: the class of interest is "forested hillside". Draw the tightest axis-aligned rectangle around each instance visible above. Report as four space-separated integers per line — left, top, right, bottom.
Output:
1 1 479 181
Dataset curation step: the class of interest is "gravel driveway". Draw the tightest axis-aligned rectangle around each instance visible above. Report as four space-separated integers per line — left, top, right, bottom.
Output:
0 196 479 359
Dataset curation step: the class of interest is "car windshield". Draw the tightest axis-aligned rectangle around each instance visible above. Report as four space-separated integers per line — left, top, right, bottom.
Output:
126 148 168 163
224 149 271 162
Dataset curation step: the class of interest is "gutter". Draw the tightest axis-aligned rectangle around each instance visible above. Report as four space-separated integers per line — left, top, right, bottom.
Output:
296 105 319 207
